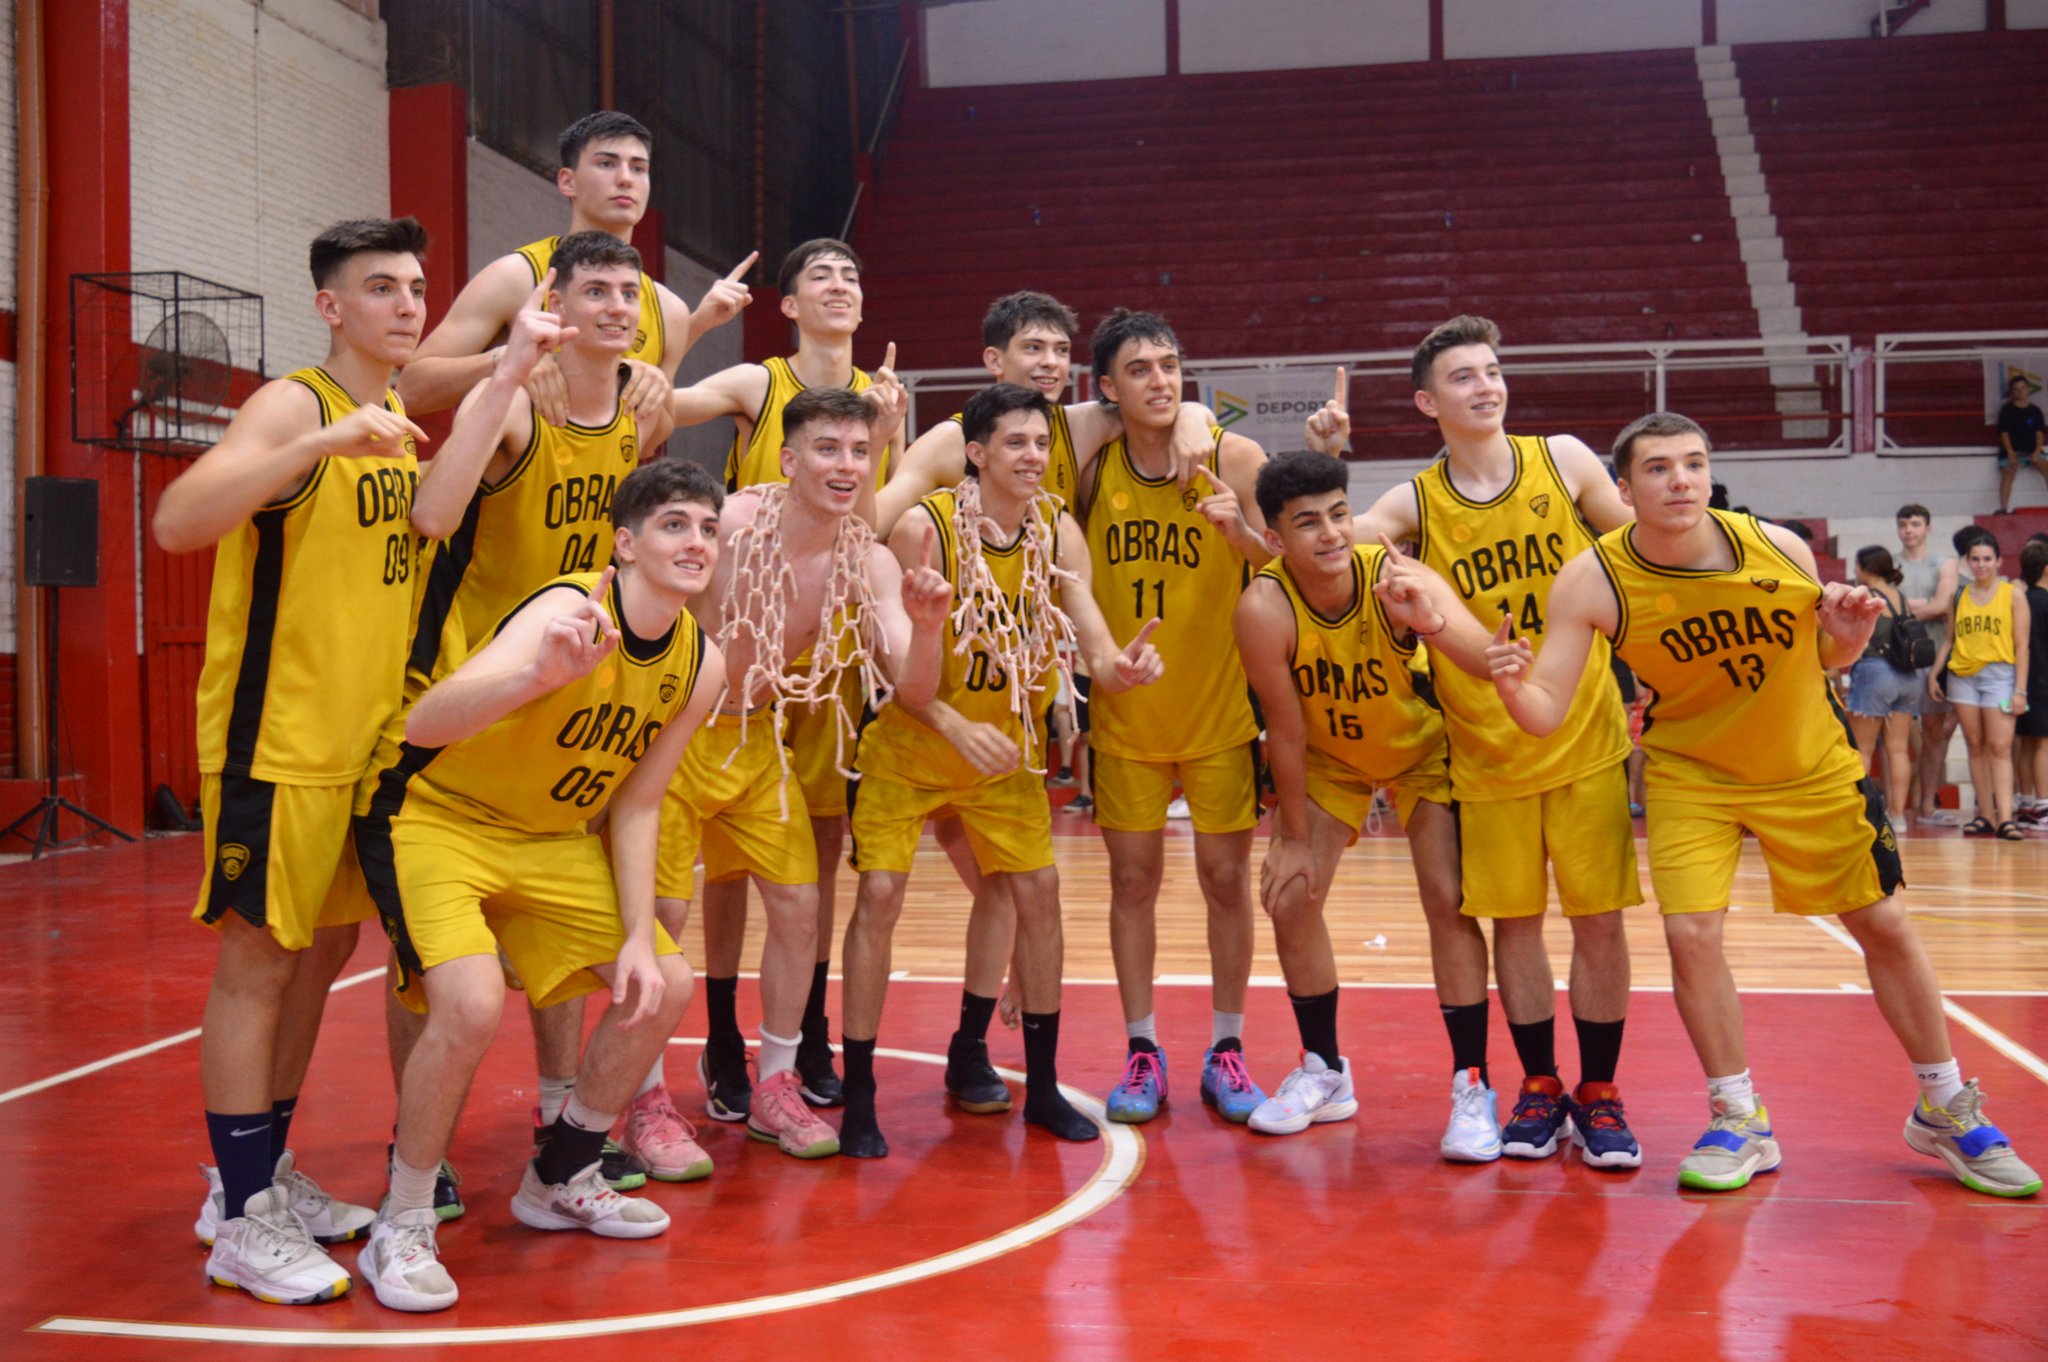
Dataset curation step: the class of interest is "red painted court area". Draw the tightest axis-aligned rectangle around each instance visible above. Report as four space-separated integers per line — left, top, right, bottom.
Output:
3 838 2044 1360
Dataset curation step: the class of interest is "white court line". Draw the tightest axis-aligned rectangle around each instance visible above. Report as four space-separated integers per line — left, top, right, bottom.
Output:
1801 915 2048 1090
0 967 385 1108
36 1049 1144 1348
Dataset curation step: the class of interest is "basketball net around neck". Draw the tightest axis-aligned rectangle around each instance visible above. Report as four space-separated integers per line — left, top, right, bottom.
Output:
717 483 887 818
947 477 1078 773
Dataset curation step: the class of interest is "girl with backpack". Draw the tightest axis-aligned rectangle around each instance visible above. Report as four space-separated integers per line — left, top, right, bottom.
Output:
1846 546 1923 820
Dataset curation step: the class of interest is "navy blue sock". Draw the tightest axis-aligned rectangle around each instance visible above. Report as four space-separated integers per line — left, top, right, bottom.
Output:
269 1097 297 1167
206 1110 275 1216
705 975 740 1041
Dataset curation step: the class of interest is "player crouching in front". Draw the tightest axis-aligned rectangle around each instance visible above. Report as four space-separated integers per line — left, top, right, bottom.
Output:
1402 412 2039 1198
352 460 729 1311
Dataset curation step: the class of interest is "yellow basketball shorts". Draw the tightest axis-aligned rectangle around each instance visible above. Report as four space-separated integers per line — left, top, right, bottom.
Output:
657 710 819 899
850 767 1054 875
1304 743 1453 845
1649 775 1903 917
784 672 865 819
1093 744 1261 835
1458 759 1643 919
357 810 678 1016
192 774 373 950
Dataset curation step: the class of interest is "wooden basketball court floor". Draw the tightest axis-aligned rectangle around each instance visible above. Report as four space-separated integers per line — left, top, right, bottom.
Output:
2 817 2043 1360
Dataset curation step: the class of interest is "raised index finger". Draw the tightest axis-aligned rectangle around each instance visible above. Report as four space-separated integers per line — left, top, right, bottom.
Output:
1333 366 1348 411
882 342 897 373
529 267 556 312
587 564 616 602
1378 532 1406 563
724 250 759 284
1127 617 1161 653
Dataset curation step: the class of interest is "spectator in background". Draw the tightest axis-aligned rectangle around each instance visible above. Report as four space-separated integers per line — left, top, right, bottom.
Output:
2017 538 2048 828
1845 546 1917 822
1897 505 1959 824
1995 374 2048 515
1930 532 2030 840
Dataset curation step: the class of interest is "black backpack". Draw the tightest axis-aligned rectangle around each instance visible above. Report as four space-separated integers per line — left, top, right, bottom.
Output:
1882 593 1936 674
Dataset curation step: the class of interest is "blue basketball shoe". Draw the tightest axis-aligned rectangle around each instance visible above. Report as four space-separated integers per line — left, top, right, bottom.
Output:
1569 1081 1642 1169
1201 1044 1267 1124
1105 1045 1167 1123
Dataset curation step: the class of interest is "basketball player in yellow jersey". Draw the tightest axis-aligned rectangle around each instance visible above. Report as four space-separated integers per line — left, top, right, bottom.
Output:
666 237 908 1113
372 230 680 1196
876 291 1216 1086
399 111 752 426
837 384 1165 1158
1076 308 1275 1125
351 461 729 1313
654 386 954 1156
1311 314 1641 1166
1461 413 2038 1199
153 218 485 1305
1231 453 1460 1139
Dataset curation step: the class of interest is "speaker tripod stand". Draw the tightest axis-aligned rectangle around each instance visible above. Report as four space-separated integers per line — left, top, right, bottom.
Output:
2 588 136 858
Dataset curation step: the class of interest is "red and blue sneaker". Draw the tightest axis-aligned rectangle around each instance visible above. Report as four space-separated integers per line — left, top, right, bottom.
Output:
1106 1044 1168 1124
1501 1075 1572 1159
1569 1081 1642 1169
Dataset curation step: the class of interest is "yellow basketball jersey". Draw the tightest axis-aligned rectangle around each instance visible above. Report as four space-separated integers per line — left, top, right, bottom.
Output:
408 401 642 687
1085 429 1257 762
946 404 1081 509
1259 544 1446 785
386 572 706 835
196 367 422 785
1596 510 1863 800
516 236 664 368
724 355 879 491
1949 579 2017 675
857 489 1060 789
1413 434 1629 800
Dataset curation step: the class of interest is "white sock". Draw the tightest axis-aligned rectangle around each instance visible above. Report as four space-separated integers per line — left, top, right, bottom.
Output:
1706 1070 1758 1117
1913 1058 1963 1109
562 1091 617 1134
637 1053 665 1099
1124 1013 1158 1047
759 1027 800 1079
388 1153 438 1216
1212 1011 1245 1047
538 1075 576 1126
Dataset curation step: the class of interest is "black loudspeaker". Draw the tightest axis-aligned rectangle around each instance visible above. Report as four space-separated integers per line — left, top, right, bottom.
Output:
24 476 99 588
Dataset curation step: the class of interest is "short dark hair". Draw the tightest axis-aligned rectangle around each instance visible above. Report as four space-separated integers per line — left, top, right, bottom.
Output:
982 291 1078 350
960 383 1054 474
1612 411 1711 478
1090 307 1180 389
2021 540 2048 587
777 238 862 295
782 386 874 448
548 230 642 288
559 111 652 169
1254 450 1350 524
1411 315 1501 390
612 457 721 534
309 216 428 289
1955 526 1997 555
1855 545 1904 586
1896 503 1932 524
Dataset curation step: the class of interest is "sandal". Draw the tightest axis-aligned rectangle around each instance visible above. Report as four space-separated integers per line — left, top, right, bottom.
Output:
1998 821 2026 841
1961 817 1994 836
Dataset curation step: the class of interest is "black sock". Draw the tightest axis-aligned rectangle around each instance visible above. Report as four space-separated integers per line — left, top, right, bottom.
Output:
1574 1016 1625 1086
838 1038 886 1157
1288 988 1341 1070
1127 1035 1158 1055
1022 1012 1096 1141
1508 1017 1557 1082
841 1037 877 1105
269 1096 297 1167
1440 1000 1490 1088
802 961 831 1041
534 1113 608 1187
206 1110 275 1217
705 975 740 1040
954 990 997 1046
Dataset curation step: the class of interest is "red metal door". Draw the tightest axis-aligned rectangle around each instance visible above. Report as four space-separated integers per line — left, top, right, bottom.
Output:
138 451 211 816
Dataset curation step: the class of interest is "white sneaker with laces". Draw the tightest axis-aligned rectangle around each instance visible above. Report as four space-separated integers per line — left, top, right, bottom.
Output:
1165 796 1192 820
1249 1054 1357 1135
203 1184 352 1305
363 1207 459 1312
195 1152 375 1246
1441 1066 1504 1162
510 1159 670 1238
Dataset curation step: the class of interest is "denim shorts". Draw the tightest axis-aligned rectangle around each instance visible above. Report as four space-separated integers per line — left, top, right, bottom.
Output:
1946 661 2017 709
1845 657 1921 718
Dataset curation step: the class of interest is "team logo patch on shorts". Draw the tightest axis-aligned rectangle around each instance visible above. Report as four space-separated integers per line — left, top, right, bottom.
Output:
1528 494 1551 518
219 843 251 881
660 673 680 703
1751 577 1780 594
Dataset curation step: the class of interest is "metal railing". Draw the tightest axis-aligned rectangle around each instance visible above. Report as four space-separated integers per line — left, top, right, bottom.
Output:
1873 330 2048 456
